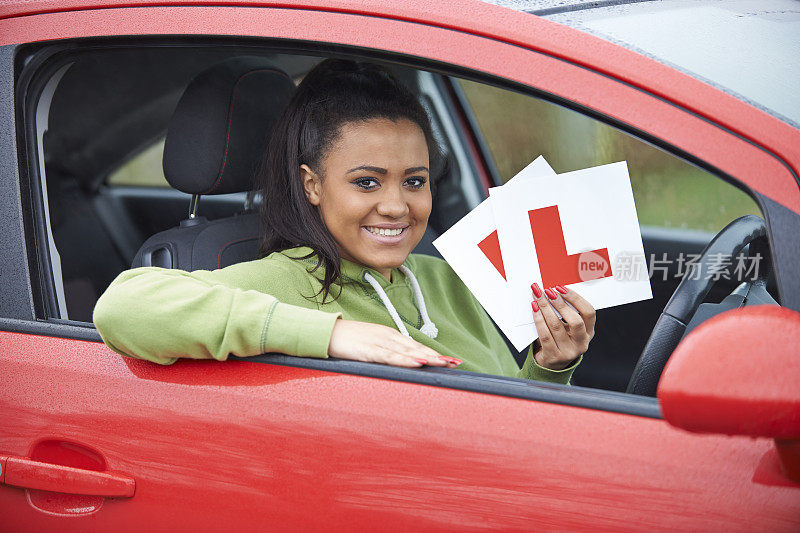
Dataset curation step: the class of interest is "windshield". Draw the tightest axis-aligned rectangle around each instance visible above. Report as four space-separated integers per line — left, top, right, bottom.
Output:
482 0 800 129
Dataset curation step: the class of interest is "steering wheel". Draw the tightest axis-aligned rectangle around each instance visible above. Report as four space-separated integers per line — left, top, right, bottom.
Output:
626 215 772 396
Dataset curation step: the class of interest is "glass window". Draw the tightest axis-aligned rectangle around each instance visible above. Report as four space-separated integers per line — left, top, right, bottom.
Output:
458 80 761 233
107 138 169 187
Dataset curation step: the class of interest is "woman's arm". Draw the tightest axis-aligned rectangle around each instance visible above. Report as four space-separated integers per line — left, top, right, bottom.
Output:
93 266 341 365
93 263 449 368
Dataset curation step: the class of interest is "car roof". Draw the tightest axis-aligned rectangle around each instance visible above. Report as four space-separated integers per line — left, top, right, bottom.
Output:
483 0 800 129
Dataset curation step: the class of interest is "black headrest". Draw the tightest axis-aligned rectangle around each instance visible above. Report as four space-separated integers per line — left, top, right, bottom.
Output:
163 57 295 195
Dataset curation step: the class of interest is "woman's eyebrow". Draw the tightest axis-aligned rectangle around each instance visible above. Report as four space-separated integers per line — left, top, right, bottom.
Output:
346 165 387 174
404 166 429 175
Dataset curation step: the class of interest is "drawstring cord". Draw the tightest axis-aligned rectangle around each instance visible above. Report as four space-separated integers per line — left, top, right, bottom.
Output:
363 266 438 339
399 266 439 339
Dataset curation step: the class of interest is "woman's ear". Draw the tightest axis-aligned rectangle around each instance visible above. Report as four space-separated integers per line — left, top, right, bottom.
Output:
300 164 322 206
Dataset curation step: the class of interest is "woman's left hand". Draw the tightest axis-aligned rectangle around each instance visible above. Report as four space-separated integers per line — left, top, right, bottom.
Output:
530 283 596 370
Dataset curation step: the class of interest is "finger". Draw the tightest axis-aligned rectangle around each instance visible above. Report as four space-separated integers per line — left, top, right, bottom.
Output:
382 346 441 369
531 299 558 355
414 351 461 368
557 285 597 335
547 287 587 339
403 351 459 368
532 283 569 350
411 353 449 367
439 355 463 368
382 349 427 368
392 335 450 366
405 336 445 361
384 334 453 367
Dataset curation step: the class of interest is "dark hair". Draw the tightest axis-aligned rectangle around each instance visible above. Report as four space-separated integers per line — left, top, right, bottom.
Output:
257 59 440 302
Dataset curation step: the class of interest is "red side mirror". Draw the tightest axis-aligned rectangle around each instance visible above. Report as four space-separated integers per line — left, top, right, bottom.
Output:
658 305 800 482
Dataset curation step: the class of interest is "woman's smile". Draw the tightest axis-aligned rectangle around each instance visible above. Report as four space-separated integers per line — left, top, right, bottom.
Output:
363 224 409 240
301 117 432 280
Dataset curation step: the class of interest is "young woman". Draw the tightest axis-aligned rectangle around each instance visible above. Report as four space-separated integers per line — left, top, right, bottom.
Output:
93 59 595 384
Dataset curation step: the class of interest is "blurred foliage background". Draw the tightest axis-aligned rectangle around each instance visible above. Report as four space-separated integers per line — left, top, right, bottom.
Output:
108 139 168 188
458 79 761 233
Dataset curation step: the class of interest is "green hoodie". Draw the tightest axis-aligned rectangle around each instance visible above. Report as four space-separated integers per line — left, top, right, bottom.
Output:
93 247 580 384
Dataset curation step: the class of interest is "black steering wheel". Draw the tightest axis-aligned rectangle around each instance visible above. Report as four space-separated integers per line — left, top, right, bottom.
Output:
626 215 772 396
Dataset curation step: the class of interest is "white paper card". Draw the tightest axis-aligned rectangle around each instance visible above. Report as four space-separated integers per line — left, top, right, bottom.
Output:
491 161 652 347
433 156 556 350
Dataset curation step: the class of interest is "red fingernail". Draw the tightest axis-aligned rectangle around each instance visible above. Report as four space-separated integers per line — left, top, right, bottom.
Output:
531 282 543 299
415 358 428 365
556 285 568 294
531 301 540 313
450 358 462 365
545 288 557 300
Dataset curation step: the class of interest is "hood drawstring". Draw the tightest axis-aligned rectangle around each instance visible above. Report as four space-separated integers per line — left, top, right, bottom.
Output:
363 265 439 339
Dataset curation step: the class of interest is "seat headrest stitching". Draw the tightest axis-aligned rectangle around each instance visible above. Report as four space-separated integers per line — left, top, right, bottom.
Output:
201 68 291 195
217 235 260 269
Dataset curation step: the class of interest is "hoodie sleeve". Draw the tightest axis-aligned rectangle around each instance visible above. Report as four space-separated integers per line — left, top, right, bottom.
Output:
516 344 582 385
93 264 341 365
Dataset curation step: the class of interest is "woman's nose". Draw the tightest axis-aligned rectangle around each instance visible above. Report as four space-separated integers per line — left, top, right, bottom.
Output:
376 187 409 218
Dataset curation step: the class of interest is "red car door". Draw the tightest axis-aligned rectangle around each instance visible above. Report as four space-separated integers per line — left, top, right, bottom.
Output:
1 2 799 531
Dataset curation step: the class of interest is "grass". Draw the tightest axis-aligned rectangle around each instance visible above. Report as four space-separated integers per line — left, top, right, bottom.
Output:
459 80 761 233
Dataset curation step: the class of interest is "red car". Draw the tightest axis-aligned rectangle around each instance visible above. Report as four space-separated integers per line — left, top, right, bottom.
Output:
1 0 798 530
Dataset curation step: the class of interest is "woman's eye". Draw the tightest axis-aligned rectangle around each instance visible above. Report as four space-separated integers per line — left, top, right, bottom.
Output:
405 177 427 189
353 177 380 190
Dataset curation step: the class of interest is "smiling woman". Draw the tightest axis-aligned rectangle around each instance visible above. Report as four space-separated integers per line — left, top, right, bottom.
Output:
93 59 595 382
258 59 440 298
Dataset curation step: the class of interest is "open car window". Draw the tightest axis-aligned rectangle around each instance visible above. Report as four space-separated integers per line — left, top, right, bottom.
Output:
451 77 772 390
27 40 775 401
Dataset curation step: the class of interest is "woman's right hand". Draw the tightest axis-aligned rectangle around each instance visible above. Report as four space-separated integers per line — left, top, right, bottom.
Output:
328 319 461 368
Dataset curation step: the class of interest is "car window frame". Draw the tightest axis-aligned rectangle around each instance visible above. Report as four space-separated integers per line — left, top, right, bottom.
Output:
7 25 798 418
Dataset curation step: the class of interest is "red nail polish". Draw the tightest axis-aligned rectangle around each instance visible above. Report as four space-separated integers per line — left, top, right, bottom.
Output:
556 285 568 294
545 288 557 300
451 358 462 365
531 282 543 299
415 358 428 365
531 300 540 313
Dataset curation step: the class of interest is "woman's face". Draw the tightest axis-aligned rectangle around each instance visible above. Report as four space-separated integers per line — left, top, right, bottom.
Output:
302 117 432 280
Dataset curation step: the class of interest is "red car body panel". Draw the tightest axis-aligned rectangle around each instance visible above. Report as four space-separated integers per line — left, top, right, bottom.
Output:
1 0 798 530
2 331 799 531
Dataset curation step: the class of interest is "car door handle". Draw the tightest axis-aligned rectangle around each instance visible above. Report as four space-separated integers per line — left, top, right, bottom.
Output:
0 455 135 498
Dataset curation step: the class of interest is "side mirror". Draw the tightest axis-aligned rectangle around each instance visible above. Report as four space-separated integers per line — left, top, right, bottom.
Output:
657 305 800 483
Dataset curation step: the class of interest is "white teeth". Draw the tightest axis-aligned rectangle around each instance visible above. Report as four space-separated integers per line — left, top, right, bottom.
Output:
366 227 404 237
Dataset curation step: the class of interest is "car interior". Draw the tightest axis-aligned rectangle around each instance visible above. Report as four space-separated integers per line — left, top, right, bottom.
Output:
31 41 778 394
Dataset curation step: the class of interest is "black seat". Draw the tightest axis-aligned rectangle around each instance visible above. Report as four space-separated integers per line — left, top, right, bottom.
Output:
132 57 295 270
133 56 441 272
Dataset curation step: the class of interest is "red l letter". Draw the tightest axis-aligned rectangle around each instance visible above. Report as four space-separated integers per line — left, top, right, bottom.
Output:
529 205 611 287
478 230 506 280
